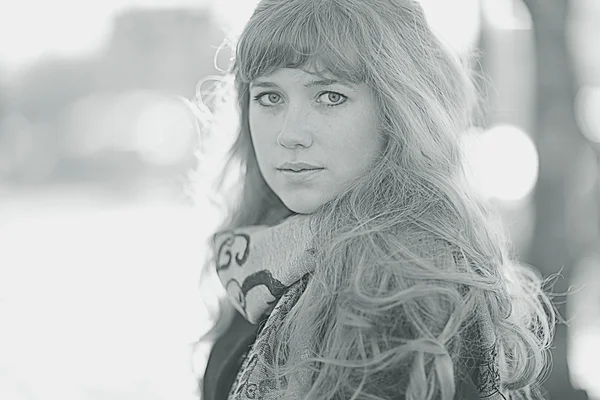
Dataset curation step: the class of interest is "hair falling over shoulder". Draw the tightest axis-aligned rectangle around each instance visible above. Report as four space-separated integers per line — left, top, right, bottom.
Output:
188 0 558 399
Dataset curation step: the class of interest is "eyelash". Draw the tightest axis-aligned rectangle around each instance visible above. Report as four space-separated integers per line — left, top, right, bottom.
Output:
251 91 348 108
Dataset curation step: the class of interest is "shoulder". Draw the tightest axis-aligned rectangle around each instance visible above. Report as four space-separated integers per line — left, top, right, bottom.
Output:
202 312 262 400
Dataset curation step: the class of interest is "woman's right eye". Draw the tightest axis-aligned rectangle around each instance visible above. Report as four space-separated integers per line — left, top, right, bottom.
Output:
252 92 282 107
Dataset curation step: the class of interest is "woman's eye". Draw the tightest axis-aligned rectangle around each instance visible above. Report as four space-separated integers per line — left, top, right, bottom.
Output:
318 91 347 106
252 91 348 107
265 93 281 104
253 92 282 106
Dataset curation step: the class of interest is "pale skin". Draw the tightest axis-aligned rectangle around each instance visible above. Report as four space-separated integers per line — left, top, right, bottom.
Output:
248 68 386 214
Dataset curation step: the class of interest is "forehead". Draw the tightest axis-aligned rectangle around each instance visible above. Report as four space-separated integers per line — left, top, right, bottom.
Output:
251 68 354 87
258 67 331 79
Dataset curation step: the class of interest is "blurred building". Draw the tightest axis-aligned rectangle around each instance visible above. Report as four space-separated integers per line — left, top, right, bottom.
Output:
99 8 220 95
0 7 222 187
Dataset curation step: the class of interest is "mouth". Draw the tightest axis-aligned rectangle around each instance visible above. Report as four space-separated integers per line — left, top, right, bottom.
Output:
278 168 324 172
277 168 324 180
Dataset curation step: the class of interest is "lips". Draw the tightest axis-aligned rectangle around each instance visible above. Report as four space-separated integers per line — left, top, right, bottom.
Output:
278 168 323 182
279 168 323 172
278 161 323 171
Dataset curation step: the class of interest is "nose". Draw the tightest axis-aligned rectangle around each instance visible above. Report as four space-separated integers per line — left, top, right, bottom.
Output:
276 106 313 148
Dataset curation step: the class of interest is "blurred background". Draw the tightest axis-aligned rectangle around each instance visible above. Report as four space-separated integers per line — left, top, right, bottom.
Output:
0 0 598 399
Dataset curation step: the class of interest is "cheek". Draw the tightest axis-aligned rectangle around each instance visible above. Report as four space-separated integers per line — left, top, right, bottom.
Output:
340 122 382 157
335 124 384 177
249 113 278 142
249 115 272 153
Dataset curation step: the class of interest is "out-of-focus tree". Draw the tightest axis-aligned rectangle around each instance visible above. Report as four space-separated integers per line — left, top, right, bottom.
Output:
522 0 599 398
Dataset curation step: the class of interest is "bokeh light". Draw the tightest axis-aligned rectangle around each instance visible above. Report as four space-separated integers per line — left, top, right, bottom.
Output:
575 85 600 143
463 124 539 201
481 0 532 30
135 97 196 166
418 0 481 53
62 90 195 166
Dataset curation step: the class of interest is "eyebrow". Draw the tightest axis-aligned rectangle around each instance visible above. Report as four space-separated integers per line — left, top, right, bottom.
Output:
250 78 356 89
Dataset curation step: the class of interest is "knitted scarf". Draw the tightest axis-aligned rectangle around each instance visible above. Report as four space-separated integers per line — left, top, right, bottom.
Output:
212 215 508 400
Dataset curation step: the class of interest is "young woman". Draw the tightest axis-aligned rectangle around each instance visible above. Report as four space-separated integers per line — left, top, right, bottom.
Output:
191 0 556 399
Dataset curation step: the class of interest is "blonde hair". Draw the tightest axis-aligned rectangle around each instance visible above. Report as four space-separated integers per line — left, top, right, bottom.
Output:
190 0 556 398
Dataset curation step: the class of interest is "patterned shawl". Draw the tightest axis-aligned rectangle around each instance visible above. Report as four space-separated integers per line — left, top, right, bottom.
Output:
211 215 508 399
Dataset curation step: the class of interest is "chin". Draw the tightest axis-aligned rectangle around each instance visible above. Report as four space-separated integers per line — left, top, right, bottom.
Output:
281 198 321 215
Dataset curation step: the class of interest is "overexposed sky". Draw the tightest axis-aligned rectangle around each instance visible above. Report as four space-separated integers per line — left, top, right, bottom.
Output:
3 0 566 78
0 0 212 73
0 0 484 76
1 0 595 76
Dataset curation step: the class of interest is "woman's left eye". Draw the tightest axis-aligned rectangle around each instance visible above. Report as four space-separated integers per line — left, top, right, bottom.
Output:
251 91 348 108
318 91 348 106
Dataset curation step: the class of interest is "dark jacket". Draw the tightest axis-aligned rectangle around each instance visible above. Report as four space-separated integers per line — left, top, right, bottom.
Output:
203 312 261 400
202 312 482 400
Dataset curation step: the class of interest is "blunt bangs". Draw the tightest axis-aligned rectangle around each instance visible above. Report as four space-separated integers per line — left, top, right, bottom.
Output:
233 0 371 84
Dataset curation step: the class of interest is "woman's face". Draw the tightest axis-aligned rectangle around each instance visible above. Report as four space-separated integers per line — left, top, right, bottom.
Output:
249 68 385 214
